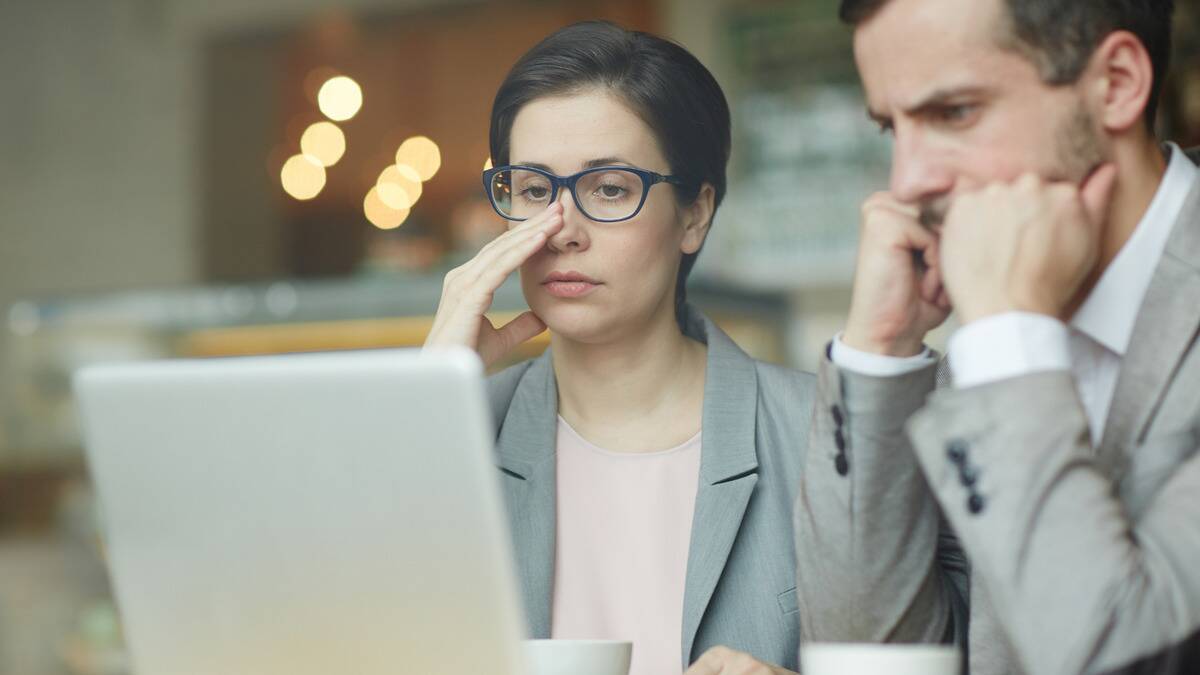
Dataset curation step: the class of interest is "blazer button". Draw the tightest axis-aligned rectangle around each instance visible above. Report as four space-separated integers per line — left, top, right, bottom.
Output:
967 493 985 514
834 428 847 452
947 440 968 465
831 404 844 427
960 466 979 487
835 453 849 476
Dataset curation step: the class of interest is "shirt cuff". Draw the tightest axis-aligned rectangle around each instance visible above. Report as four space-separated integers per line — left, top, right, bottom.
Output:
948 312 1071 388
831 333 936 377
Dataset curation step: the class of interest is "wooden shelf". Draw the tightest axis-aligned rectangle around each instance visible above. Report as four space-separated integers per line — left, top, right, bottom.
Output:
175 312 551 362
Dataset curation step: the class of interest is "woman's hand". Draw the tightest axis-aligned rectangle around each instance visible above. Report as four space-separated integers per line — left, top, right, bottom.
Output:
423 202 563 367
684 646 798 675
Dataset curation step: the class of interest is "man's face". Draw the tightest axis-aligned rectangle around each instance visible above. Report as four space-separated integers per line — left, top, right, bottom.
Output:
854 0 1106 226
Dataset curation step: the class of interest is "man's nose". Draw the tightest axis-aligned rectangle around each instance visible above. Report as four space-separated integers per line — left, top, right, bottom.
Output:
888 128 954 205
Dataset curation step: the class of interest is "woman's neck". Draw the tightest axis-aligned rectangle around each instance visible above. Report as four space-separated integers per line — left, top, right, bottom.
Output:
549 307 707 453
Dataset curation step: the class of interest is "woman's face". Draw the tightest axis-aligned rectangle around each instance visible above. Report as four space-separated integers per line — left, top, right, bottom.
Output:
507 89 710 344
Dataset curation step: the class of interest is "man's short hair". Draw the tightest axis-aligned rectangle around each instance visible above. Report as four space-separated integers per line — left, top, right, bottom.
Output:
839 0 1176 128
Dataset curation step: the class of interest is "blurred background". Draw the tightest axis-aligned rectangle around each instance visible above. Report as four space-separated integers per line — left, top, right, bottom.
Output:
1 0 1198 672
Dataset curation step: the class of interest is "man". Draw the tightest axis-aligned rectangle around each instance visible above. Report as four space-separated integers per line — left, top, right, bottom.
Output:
688 0 1198 674
792 1 1199 674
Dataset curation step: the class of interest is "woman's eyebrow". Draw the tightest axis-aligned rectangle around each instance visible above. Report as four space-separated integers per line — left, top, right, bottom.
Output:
511 161 554 172
583 157 633 168
510 157 635 173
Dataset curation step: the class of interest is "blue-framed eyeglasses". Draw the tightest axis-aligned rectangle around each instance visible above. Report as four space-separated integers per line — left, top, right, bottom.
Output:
483 165 689 223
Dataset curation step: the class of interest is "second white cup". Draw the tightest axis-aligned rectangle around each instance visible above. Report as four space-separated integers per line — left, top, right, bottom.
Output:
800 643 961 675
523 639 633 675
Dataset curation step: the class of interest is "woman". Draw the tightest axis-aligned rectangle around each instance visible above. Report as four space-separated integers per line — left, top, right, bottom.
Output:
425 21 812 675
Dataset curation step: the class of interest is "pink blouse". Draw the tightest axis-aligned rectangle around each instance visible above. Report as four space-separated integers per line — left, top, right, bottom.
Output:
549 416 702 675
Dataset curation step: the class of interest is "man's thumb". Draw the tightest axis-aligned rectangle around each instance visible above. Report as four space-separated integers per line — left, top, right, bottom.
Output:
1080 163 1118 229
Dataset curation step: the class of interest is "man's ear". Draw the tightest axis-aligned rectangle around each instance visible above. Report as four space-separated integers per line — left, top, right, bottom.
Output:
1084 30 1156 134
681 183 715 255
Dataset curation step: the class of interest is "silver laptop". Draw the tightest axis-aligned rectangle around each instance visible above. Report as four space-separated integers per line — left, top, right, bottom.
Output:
74 347 527 675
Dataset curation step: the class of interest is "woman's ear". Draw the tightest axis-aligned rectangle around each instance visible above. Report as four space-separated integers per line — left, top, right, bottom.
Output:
680 183 715 255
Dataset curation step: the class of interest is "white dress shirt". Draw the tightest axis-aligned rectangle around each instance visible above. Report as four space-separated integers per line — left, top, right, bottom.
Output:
833 144 1199 445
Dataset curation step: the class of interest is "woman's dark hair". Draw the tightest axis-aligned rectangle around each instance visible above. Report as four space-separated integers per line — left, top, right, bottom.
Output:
489 20 732 324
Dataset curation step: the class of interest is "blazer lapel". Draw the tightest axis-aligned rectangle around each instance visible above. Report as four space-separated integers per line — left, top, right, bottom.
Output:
494 352 559 638
679 310 761 664
1099 172 1200 476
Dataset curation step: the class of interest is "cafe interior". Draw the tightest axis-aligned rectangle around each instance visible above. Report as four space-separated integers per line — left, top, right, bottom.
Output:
1 0 1199 673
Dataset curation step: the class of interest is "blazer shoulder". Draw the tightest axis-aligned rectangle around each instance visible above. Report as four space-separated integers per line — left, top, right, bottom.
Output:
749 360 814 485
753 360 817 441
485 358 537 430
754 360 816 409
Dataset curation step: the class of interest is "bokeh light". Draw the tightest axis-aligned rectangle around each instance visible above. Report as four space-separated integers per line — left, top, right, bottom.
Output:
376 164 423 210
300 121 346 167
364 187 411 230
395 136 442 181
317 76 363 122
280 154 326 200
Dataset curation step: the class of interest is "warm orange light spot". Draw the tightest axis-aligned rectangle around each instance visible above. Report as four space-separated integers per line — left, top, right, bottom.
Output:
395 136 442 181
376 164 423 209
364 187 411 230
280 154 326 200
300 121 346 167
317 76 362 121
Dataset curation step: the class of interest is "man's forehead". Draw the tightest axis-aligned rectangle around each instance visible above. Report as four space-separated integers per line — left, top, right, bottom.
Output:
852 0 1005 73
852 0 1026 113
854 0 1004 42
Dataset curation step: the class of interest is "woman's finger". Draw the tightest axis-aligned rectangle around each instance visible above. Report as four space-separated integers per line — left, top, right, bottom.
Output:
485 311 547 360
472 202 563 261
473 226 555 293
460 212 562 288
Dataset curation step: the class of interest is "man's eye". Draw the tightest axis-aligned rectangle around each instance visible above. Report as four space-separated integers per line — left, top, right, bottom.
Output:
937 104 977 123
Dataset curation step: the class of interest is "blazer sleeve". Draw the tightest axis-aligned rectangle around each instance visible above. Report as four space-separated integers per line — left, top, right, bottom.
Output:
907 371 1200 675
794 350 969 646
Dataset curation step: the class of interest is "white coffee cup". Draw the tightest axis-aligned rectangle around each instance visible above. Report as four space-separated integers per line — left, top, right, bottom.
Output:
523 639 633 675
800 643 960 675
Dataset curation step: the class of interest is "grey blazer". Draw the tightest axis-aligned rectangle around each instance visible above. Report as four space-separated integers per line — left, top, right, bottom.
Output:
486 305 814 671
796 148 1200 675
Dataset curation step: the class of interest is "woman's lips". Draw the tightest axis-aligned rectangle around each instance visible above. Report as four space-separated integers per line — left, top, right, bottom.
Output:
542 272 601 298
543 280 600 298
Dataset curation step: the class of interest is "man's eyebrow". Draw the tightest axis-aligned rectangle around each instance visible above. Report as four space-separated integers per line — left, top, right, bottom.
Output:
902 86 989 116
866 86 990 126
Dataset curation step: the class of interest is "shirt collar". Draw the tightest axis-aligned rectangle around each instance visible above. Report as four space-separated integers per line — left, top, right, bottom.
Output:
1070 143 1200 356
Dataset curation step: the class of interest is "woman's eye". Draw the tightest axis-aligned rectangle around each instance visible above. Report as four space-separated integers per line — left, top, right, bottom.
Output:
523 186 550 200
599 184 625 198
